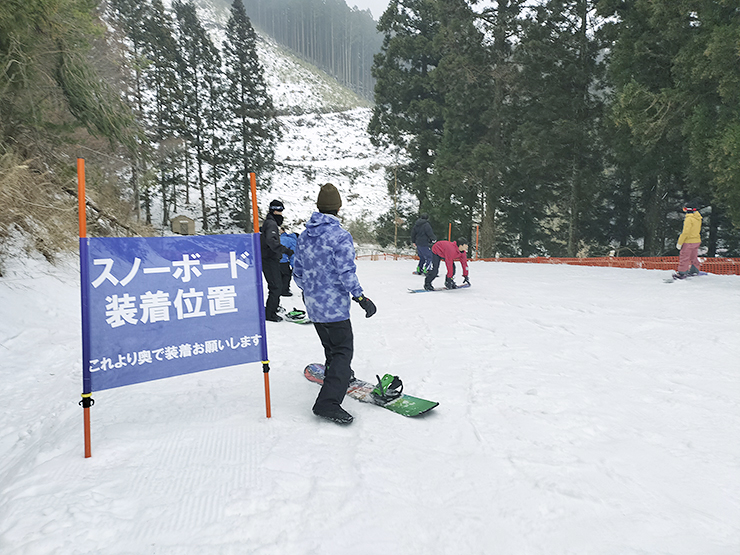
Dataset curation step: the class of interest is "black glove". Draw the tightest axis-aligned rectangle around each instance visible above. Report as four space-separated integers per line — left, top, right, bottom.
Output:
284 247 294 257
463 275 470 285
352 295 377 318
445 277 457 289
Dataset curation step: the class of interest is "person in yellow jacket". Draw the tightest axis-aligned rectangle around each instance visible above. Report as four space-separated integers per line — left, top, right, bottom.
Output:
675 198 702 279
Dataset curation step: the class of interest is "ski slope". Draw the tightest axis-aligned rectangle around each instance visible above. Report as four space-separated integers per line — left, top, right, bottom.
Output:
1 255 739 554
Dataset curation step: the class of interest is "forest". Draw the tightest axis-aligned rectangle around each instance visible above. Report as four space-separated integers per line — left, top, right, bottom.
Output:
370 0 740 257
0 0 278 257
1 0 740 266
238 0 381 98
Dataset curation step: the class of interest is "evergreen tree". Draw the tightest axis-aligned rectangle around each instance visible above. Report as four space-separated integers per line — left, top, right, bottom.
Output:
658 1 740 248
430 0 491 245
107 0 156 223
598 0 695 255
222 0 279 231
511 1 607 256
439 0 526 257
144 0 183 226
203 52 228 230
174 1 222 231
369 0 445 212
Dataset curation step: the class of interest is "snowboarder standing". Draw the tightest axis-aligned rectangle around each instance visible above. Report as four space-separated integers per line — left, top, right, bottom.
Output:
410 213 436 274
260 200 293 321
279 228 297 296
293 183 377 424
675 199 702 279
424 238 470 291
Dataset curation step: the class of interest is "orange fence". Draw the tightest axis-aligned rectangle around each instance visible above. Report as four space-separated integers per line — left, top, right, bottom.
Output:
357 253 417 261
483 256 740 275
356 253 740 276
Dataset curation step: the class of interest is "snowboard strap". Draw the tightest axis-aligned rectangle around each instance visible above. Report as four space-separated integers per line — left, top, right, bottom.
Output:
372 374 403 403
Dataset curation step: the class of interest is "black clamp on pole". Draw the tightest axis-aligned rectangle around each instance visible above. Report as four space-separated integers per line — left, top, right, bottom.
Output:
79 393 95 408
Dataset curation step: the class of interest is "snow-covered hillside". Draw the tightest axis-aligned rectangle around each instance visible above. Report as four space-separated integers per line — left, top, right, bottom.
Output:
1 255 739 553
257 33 409 232
185 1 408 234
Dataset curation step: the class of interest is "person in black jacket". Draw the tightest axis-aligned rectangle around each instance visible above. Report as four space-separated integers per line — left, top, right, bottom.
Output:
410 213 436 274
260 200 293 321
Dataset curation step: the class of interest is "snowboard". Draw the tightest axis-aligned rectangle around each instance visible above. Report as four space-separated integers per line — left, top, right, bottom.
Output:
664 271 708 283
304 363 439 417
408 283 471 293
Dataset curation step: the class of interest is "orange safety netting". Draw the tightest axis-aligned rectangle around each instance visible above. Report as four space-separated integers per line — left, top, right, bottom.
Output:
482 256 740 275
356 253 740 275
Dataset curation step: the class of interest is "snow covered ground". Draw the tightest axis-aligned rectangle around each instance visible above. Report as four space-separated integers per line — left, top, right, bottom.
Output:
1 253 739 554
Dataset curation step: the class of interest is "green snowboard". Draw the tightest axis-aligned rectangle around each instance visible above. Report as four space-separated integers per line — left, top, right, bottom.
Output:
304 363 439 417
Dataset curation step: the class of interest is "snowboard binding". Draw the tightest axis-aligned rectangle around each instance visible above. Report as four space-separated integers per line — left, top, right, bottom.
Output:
372 374 403 404
283 307 311 323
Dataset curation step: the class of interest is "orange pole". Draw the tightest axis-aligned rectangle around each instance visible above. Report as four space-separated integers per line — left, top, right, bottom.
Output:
78 159 87 238
83 397 92 457
251 172 272 418
448 223 451 241
263 370 272 418
250 172 259 233
78 158 92 458
475 225 480 260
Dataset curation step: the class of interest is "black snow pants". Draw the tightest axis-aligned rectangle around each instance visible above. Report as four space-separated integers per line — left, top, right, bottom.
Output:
262 258 282 319
312 319 354 411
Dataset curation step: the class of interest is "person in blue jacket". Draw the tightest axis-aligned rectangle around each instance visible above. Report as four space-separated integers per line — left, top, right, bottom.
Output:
293 183 377 425
279 228 297 296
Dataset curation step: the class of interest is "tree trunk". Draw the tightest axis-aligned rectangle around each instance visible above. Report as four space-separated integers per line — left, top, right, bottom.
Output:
643 178 664 255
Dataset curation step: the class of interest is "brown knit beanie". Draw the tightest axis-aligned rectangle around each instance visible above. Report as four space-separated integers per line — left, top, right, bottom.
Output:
317 183 342 213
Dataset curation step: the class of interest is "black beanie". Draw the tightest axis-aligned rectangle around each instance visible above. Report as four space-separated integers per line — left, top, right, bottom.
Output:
684 198 700 211
456 237 468 246
317 183 342 213
269 199 285 212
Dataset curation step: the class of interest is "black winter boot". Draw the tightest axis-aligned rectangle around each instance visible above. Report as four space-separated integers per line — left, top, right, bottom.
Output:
313 404 354 424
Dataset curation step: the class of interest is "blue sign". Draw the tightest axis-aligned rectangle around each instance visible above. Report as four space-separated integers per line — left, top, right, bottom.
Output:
81 234 265 392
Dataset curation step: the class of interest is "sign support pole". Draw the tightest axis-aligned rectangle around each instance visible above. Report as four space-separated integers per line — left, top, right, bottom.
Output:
78 158 94 457
250 172 271 418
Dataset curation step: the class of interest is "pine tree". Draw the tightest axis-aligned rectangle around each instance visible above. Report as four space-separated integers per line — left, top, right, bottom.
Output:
144 0 183 227
222 0 279 231
174 1 222 231
431 0 526 257
511 0 607 256
598 0 713 255
108 0 156 223
203 52 228 230
429 0 491 245
369 0 445 211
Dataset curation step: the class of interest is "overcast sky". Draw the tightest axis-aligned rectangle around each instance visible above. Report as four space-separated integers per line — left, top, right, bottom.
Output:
348 0 390 19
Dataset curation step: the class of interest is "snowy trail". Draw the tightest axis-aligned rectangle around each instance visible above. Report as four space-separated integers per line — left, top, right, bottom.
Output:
1 256 739 554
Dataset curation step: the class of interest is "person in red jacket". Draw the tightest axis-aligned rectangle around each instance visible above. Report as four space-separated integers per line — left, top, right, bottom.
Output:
424 237 470 291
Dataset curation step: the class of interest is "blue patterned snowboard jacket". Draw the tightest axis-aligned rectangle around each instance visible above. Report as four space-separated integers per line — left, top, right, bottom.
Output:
293 212 364 323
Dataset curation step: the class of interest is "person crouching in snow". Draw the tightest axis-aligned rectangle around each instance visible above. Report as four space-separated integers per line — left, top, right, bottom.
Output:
424 237 470 291
675 199 702 279
293 183 377 425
